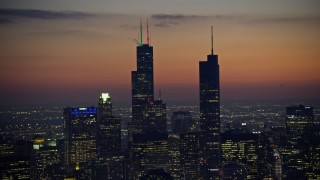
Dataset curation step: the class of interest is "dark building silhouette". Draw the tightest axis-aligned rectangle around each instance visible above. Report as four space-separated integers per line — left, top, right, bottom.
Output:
140 169 174 180
180 132 201 180
64 107 98 178
98 93 121 156
31 136 64 179
199 27 221 179
144 99 167 133
171 111 194 134
97 93 128 179
0 138 33 179
130 21 168 178
282 104 317 179
221 132 259 179
131 25 154 134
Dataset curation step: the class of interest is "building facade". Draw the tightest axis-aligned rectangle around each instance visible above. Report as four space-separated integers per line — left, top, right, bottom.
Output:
199 27 221 179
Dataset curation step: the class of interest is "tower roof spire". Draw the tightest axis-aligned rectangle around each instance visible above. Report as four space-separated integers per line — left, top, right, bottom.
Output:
147 19 150 45
211 26 214 55
140 19 143 45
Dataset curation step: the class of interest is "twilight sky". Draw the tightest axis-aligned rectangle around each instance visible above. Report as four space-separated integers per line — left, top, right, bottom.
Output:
0 0 320 107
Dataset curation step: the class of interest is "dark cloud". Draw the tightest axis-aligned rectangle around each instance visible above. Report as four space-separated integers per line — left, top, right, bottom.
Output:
151 13 320 26
151 14 206 20
250 15 320 25
155 21 179 28
0 18 12 24
0 8 94 21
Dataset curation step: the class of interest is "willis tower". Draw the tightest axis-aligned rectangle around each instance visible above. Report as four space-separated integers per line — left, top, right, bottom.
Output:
199 27 221 179
131 20 154 134
130 20 168 178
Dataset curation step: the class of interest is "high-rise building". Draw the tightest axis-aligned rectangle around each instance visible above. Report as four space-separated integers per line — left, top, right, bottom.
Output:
98 93 112 118
97 93 127 179
221 132 259 179
31 136 64 179
199 27 221 179
180 132 201 180
64 107 98 177
98 93 121 156
282 104 316 179
130 21 168 178
171 111 194 134
131 21 154 134
144 99 167 133
286 105 314 144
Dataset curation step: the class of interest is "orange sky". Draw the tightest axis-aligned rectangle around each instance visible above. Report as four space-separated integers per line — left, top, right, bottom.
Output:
0 1 320 106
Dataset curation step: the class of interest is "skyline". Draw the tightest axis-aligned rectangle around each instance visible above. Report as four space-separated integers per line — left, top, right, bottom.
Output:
1 1 320 107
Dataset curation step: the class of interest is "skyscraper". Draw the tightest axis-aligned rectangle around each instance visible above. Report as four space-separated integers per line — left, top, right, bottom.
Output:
131 21 154 135
64 107 98 177
98 93 121 155
283 104 316 179
199 27 221 179
130 20 168 178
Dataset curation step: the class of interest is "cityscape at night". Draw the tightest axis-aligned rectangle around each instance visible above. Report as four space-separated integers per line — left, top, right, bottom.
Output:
1 1 320 179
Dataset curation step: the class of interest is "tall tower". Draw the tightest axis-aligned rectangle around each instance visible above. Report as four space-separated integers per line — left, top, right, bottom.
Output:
98 93 112 118
131 20 154 134
283 104 315 178
97 93 121 156
130 20 168 178
199 27 221 179
64 107 98 178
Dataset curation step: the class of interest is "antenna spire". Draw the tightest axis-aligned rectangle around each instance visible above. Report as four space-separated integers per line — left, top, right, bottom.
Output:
211 26 213 55
140 19 143 45
147 19 150 45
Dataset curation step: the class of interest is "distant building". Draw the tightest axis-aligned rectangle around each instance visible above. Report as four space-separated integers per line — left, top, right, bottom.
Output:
171 111 194 134
286 104 314 143
144 99 167 133
132 132 169 178
199 27 221 179
64 107 98 178
0 138 32 179
221 132 259 179
97 93 127 179
130 21 168 178
282 104 317 179
31 136 64 179
131 42 154 135
140 169 174 180
98 93 121 156
180 132 201 180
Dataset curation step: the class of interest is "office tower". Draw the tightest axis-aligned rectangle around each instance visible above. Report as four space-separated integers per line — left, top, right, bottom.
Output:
256 132 276 179
221 132 259 179
286 105 313 144
32 136 64 179
144 99 167 133
169 111 195 179
64 107 98 177
132 132 169 177
171 111 194 134
97 93 127 179
0 138 32 180
98 93 121 155
199 27 221 179
131 21 154 135
130 21 168 178
98 93 112 117
0 156 31 179
180 132 201 180
282 104 316 179
168 133 180 179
